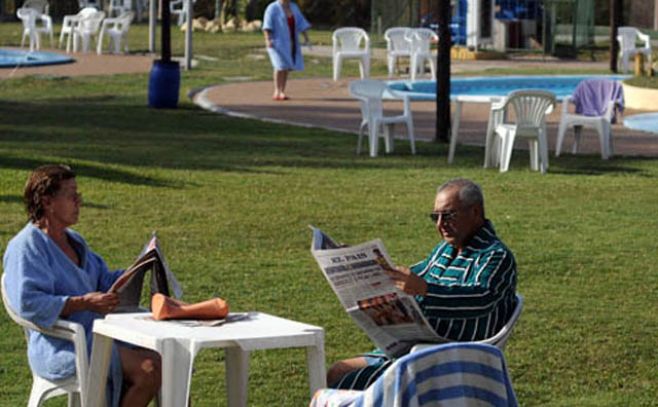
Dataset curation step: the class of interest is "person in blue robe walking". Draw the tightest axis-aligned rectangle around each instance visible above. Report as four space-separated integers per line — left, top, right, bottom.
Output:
3 165 161 407
263 0 311 100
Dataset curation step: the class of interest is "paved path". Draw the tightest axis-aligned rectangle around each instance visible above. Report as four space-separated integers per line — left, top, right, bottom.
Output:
193 77 658 158
0 47 154 79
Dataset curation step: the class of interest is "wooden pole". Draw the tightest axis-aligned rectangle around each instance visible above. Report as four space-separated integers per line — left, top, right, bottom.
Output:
435 0 451 142
609 0 622 72
162 0 171 62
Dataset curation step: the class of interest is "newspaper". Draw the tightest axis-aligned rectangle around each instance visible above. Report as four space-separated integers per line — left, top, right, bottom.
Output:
310 226 447 358
109 233 183 312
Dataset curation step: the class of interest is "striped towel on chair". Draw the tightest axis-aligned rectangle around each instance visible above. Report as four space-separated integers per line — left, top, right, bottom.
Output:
311 343 518 407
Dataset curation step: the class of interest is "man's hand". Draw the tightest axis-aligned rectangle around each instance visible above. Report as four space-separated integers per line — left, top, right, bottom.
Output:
386 266 427 296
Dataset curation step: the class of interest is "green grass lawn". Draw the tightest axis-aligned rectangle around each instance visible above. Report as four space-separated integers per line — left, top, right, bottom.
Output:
1 23 658 406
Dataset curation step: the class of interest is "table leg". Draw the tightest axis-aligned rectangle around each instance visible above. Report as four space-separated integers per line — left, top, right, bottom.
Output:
160 339 195 407
85 333 113 407
448 100 463 164
305 340 326 397
225 347 250 407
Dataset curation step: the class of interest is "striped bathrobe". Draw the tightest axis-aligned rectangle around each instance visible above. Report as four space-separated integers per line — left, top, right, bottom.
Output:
313 343 518 406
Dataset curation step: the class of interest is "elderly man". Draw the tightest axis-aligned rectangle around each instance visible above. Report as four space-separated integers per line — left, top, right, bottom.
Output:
327 178 518 389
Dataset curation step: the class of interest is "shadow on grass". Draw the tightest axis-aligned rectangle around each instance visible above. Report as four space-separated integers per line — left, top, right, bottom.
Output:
0 99 653 179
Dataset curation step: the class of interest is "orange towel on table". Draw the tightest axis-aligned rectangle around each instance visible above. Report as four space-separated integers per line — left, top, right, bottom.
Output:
151 293 229 320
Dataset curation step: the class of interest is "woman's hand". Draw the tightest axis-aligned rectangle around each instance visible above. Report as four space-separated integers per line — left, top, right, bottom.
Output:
386 266 428 296
61 291 119 316
82 292 120 314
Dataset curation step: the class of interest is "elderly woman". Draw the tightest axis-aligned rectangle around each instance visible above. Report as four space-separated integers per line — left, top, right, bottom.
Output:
263 0 311 100
2 165 160 407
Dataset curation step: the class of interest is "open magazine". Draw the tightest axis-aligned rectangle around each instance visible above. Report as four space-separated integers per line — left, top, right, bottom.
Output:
310 226 447 358
109 233 183 312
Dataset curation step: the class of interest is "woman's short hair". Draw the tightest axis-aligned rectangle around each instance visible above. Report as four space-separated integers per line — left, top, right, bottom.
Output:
24 164 76 223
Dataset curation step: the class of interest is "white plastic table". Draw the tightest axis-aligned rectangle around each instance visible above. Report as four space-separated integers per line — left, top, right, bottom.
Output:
448 95 505 167
84 312 326 407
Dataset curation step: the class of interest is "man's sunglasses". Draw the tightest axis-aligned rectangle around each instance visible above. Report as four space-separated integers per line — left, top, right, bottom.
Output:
429 210 459 223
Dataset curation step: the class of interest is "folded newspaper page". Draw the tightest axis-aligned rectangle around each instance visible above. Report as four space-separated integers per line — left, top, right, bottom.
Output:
109 233 183 312
310 226 446 358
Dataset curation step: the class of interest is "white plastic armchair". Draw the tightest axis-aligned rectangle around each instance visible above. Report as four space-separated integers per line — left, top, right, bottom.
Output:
72 9 106 53
349 79 416 157
1 274 88 407
411 294 524 354
23 0 54 46
616 26 652 73
492 90 556 173
108 0 132 17
384 27 411 77
170 0 195 26
407 28 438 81
556 79 623 160
17 7 53 51
60 7 98 51
332 27 370 81
97 11 134 54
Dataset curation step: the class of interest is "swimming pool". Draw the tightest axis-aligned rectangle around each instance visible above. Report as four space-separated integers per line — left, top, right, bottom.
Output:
0 49 74 68
386 75 630 101
624 113 658 134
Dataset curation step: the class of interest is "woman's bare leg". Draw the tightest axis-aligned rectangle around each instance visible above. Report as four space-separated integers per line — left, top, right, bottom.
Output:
119 347 161 407
280 70 289 98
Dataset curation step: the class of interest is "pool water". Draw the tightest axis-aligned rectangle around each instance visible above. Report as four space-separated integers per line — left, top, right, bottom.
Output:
0 49 74 68
623 113 658 134
387 75 630 101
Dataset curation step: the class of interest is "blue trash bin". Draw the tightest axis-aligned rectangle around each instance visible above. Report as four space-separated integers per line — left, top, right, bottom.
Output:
148 60 180 109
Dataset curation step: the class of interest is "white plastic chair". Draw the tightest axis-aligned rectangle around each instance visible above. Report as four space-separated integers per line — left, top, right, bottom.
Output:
17 7 54 51
384 27 412 77
617 26 652 73
97 11 134 54
332 27 370 81
60 7 98 52
491 90 556 173
1 273 88 407
349 79 416 157
108 0 132 17
414 294 524 353
78 0 101 9
407 28 438 81
556 79 623 160
72 10 106 53
170 0 195 26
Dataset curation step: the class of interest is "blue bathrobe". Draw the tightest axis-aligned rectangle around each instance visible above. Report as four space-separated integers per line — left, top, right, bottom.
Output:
263 1 311 71
3 223 124 407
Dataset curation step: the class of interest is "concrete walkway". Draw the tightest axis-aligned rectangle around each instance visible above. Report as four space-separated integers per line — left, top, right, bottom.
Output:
193 76 658 158
0 47 154 79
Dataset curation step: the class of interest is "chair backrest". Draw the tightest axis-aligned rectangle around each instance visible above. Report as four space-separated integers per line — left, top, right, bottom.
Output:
333 27 369 52
477 294 523 350
617 26 642 51
408 27 438 54
384 27 411 53
77 6 100 18
78 10 106 33
17 8 38 30
502 90 556 129
23 0 49 14
571 78 624 120
349 79 386 120
116 10 135 31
